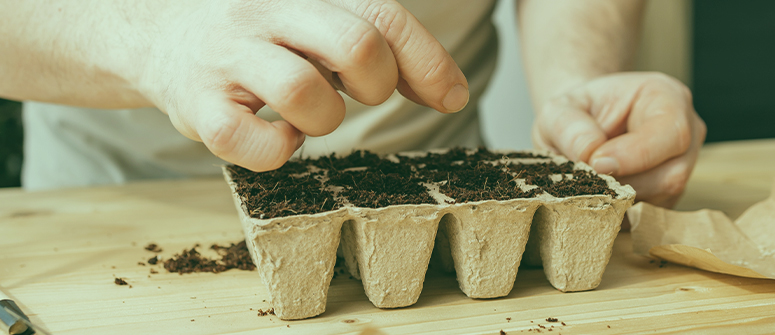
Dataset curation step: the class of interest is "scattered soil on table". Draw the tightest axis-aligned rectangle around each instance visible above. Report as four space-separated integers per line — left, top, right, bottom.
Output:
162 241 256 274
257 308 275 316
114 277 129 286
546 317 558 323
144 243 162 253
229 147 618 219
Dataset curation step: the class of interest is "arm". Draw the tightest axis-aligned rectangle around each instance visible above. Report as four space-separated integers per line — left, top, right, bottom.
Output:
518 0 706 208
517 0 643 106
0 0 469 171
0 0 160 108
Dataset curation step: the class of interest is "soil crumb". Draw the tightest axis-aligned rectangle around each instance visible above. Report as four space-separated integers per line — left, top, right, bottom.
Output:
257 308 275 316
144 243 163 253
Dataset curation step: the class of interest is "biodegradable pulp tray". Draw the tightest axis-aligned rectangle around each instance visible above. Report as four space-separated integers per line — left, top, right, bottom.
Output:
222 149 636 320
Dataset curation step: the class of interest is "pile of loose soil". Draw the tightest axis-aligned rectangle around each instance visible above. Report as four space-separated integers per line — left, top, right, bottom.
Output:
163 241 256 274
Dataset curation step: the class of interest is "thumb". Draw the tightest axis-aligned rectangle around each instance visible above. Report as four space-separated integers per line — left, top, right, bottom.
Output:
534 97 607 163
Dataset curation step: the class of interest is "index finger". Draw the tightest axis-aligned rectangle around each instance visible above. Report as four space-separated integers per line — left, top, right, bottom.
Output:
335 0 470 113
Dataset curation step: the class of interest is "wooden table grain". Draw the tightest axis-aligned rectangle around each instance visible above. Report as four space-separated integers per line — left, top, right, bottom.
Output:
2 139 775 335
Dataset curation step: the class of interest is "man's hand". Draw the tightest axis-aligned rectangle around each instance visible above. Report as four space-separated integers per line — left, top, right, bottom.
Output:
532 73 706 208
517 0 705 208
0 0 469 172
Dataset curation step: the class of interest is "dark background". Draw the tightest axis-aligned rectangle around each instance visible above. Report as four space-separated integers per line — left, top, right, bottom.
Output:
692 0 775 142
2 1 775 188
0 99 22 188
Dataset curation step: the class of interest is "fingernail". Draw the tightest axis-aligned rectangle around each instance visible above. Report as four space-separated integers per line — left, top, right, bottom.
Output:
442 84 469 112
591 157 619 175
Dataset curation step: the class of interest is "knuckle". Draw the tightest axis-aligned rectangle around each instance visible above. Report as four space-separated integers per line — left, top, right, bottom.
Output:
399 47 455 92
274 66 320 110
201 114 242 157
340 22 384 66
364 2 409 41
417 52 454 87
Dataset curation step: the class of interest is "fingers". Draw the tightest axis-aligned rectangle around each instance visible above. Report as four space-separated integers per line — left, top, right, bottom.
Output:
335 0 470 113
231 41 346 137
588 114 690 176
271 1 398 106
192 96 305 172
589 74 694 176
535 95 608 162
617 113 706 208
618 156 691 208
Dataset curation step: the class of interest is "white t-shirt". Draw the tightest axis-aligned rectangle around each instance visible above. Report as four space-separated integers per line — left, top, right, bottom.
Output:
22 0 499 190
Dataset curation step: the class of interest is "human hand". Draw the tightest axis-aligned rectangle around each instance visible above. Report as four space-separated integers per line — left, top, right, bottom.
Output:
136 0 469 172
532 72 706 208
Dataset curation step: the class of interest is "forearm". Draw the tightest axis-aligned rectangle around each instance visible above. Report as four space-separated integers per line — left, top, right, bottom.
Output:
517 0 645 107
0 0 178 108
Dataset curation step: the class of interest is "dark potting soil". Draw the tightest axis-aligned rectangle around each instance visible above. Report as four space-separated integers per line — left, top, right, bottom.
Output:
438 162 542 202
228 167 341 219
325 153 433 208
541 170 618 198
228 148 618 219
330 169 436 208
163 241 256 274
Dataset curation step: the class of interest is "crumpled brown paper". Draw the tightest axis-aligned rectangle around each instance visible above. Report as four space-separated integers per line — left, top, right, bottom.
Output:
626 181 775 279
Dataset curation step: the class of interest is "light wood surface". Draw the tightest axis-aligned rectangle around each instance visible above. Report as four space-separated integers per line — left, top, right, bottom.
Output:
1 139 775 335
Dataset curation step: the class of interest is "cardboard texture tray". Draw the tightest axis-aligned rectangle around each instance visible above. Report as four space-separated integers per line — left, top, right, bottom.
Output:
222 149 635 320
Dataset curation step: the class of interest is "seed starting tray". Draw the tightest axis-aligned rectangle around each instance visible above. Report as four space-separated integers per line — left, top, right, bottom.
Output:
222 148 635 320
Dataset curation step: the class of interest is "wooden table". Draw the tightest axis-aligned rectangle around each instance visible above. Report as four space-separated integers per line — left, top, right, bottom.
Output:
2 139 775 335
